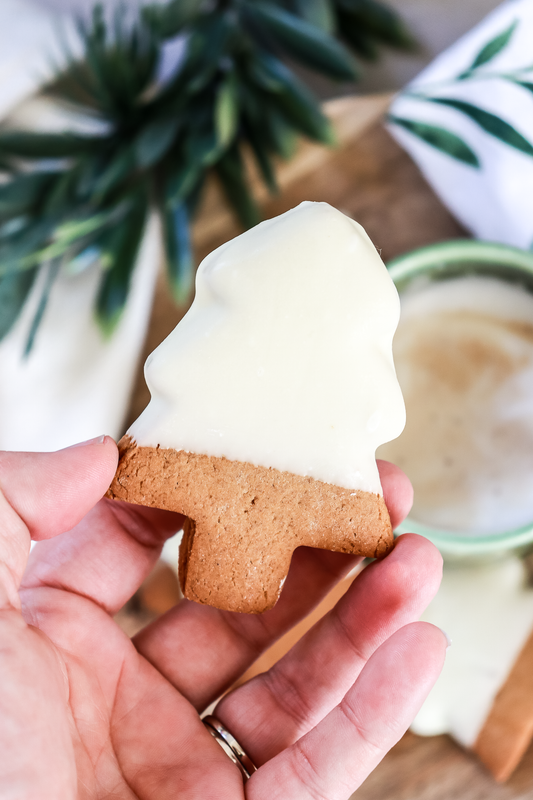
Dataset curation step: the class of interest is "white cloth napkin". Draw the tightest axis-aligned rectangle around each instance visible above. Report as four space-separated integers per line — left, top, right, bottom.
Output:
0 0 78 119
0 0 183 122
0 1 161 452
388 0 533 250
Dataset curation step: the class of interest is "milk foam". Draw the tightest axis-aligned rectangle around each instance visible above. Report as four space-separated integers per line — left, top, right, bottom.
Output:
378 275 533 533
130 202 405 494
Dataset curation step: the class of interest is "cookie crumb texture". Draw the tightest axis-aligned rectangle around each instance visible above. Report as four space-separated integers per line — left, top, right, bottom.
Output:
107 436 393 613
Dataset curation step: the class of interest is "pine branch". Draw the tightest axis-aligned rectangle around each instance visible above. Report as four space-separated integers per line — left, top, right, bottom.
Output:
0 0 414 350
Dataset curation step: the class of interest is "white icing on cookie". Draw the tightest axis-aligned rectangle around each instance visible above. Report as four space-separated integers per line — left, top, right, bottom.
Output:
130 202 405 494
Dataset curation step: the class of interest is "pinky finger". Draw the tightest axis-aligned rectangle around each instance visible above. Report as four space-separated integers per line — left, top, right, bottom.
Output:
248 622 447 800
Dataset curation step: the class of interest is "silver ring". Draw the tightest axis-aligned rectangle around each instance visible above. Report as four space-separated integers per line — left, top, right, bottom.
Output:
203 715 257 781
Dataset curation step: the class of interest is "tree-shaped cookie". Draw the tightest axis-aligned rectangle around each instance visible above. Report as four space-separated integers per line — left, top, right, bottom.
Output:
107 202 405 612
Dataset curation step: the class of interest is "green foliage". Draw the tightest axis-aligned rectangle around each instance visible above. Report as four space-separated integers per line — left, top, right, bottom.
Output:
142 0 204 39
335 0 417 57
95 189 149 334
0 268 38 341
463 19 518 74
0 131 106 158
0 173 57 219
24 259 61 355
391 18 533 170
163 198 194 303
430 98 533 157
294 0 335 34
243 3 358 81
388 116 480 167
0 0 414 350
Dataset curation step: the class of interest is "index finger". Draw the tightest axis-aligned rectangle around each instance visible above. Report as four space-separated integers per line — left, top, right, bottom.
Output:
21 448 411 622
0 438 118 609
17 440 182 613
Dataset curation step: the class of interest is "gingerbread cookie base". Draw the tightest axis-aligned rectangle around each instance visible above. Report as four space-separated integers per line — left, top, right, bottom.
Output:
107 436 393 613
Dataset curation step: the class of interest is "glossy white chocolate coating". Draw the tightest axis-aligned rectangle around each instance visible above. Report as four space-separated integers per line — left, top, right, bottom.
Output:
130 202 405 494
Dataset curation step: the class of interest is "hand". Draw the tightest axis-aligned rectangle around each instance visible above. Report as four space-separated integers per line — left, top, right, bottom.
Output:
0 437 446 799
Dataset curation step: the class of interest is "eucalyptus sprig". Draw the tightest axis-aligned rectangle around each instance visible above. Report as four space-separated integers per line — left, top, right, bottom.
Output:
0 0 414 351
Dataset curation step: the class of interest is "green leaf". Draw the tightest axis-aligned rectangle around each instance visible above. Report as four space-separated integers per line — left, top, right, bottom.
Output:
0 219 56 276
96 190 149 335
43 170 77 216
244 2 358 81
16 206 125 274
184 129 220 169
430 98 533 157
165 159 202 204
54 211 113 246
162 199 194 304
238 77 264 123
0 267 37 342
255 55 335 145
91 147 135 202
0 217 28 239
75 152 107 199
248 55 285 93
215 145 260 229
263 105 299 158
181 14 234 94
0 172 56 218
184 174 206 217
293 0 335 33
46 65 105 112
142 0 204 38
215 73 239 148
512 80 533 95
24 258 61 356
337 12 380 61
0 131 106 158
466 19 518 72
337 0 417 51
77 5 158 117
135 116 181 168
243 122 278 193
388 115 480 166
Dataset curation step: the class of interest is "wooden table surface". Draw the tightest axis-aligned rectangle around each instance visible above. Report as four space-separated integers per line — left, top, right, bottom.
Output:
123 94 533 798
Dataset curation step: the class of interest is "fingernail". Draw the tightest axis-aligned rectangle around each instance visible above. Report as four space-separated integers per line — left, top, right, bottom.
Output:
440 627 452 649
65 435 107 449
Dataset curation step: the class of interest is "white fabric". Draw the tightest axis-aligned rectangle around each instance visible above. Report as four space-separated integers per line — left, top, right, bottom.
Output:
0 0 78 118
0 0 176 120
0 214 161 451
412 557 533 746
389 0 533 249
0 2 162 450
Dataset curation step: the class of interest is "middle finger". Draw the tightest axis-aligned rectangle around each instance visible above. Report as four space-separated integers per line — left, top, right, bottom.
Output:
132 460 412 710
214 534 442 766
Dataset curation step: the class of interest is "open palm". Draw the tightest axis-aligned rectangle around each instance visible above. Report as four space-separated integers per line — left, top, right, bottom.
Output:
0 437 446 799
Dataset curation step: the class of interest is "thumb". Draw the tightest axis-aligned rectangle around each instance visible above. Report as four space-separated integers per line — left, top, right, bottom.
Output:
0 436 117 609
0 436 118 540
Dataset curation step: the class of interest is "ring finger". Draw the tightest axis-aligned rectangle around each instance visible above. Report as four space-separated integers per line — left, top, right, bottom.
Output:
213 534 442 766
133 459 413 710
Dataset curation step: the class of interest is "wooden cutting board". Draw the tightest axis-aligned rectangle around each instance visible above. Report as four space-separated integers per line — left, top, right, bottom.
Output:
124 94 533 798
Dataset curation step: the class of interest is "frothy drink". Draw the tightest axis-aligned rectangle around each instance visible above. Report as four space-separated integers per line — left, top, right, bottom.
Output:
378 274 533 535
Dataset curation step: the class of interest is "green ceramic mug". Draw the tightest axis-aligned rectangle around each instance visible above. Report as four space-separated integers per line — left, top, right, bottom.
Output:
386 240 533 561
